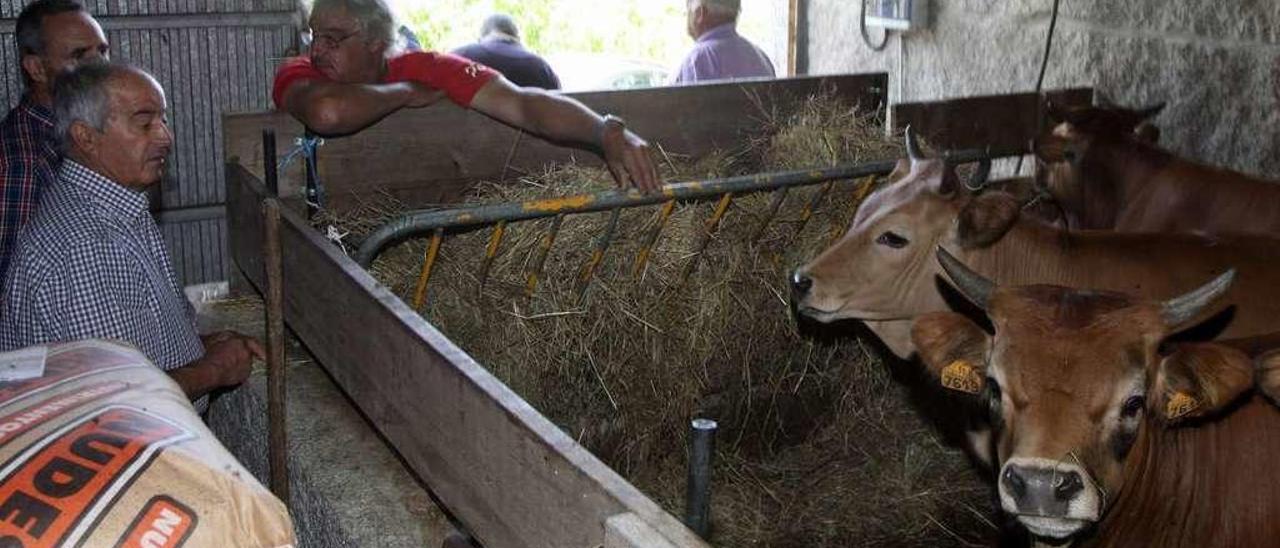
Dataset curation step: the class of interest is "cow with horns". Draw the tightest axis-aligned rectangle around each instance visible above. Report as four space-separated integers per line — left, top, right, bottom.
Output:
790 131 1280 467
791 129 1280 360
912 248 1280 547
1035 102 1280 235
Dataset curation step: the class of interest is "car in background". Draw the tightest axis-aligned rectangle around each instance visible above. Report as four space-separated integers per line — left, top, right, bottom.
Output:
545 53 670 92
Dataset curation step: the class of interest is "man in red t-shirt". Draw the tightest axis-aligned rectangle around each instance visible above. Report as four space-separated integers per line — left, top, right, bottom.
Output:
273 0 659 191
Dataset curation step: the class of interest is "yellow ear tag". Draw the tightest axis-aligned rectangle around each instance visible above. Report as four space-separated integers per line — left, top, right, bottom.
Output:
1165 391 1200 420
941 360 983 395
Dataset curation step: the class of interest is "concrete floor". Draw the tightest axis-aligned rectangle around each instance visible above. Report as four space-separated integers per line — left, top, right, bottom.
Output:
198 297 460 548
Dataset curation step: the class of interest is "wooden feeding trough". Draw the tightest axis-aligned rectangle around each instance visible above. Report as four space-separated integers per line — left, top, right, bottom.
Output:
222 75 1090 547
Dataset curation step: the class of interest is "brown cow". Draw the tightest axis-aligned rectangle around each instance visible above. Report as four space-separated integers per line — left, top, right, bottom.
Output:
791 154 1280 360
1036 103 1280 234
912 250 1280 547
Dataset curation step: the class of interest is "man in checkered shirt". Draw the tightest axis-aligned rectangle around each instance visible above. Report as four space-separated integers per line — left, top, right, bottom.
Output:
0 0 108 282
0 62 263 410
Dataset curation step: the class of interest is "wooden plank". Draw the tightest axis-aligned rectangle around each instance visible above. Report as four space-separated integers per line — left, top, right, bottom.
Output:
891 87 1093 152
226 163 707 548
223 73 889 210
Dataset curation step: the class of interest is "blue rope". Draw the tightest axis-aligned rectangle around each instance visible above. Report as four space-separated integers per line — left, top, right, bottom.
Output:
277 135 324 172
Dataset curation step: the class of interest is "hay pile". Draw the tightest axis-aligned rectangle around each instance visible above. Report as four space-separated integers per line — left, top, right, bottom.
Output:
321 96 997 547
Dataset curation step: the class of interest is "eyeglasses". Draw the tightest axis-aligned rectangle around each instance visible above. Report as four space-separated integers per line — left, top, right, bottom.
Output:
301 28 361 50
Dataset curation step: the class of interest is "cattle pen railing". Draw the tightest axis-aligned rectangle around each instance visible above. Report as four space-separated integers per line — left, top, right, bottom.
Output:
346 143 1024 310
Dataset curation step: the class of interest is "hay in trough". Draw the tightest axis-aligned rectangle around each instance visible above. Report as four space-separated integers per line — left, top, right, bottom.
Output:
321 94 998 547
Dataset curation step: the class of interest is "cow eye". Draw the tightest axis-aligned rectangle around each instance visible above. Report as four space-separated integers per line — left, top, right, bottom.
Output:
875 231 909 249
984 379 1003 417
1121 395 1145 418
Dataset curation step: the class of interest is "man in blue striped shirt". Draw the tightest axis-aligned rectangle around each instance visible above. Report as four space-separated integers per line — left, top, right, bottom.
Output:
0 0 108 282
0 62 262 410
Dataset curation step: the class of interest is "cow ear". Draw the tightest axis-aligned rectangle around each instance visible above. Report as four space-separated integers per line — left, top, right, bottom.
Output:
887 158 912 185
912 312 991 396
1153 343 1253 424
955 191 1020 249
1133 122 1160 144
1257 349 1280 406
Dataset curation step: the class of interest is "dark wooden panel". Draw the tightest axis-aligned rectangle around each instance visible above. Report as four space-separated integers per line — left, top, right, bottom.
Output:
226 163 707 548
1 9 296 286
224 73 889 210
892 88 1094 152
1 2 294 18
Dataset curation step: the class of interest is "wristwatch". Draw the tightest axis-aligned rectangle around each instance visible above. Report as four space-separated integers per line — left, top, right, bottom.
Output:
599 114 626 146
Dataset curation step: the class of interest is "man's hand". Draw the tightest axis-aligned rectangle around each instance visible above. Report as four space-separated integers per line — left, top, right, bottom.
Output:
601 120 660 192
171 331 266 399
469 78 664 192
200 331 265 389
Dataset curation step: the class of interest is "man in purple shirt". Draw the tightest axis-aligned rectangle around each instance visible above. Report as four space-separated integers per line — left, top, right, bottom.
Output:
673 0 775 85
1 0 108 281
452 14 561 90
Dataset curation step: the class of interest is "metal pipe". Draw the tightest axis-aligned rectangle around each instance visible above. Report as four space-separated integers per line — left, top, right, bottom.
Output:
749 187 789 243
354 147 1023 267
633 200 676 277
681 193 735 283
525 214 564 298
411 228 444 310
304 131 323 219
263 129 278 197
685 418 718 539
262 198 289 504
476 221 507 293
577 208 621 299
794 180 833 235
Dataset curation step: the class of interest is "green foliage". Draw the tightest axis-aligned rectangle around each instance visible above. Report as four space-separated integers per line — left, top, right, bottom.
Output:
399 0 692 66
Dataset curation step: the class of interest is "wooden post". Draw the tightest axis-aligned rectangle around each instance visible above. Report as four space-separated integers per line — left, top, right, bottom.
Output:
263 197 289 503
787 0 800 76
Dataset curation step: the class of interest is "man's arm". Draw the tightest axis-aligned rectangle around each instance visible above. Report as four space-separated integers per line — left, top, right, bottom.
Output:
167 331 265 400
469 76 660 191
279 79 445 136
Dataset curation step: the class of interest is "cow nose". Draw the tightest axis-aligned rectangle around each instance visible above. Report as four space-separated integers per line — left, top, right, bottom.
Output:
1054 470 1084 501
1003 464 1087 517
790 271 813 296
1003 466 1028 498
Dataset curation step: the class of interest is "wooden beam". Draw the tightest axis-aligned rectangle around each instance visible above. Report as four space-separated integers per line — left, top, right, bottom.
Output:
226 164 708 548
787 0 799 76
224 73 888 211
891 88 1094 152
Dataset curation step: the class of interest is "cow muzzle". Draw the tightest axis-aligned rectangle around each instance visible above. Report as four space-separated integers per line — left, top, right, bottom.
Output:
1000 458 1100 539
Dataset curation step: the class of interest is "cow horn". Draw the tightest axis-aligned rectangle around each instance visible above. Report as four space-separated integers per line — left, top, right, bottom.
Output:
905 125 926 162
936 246 995 310
1161 270 1236 328
1136 102 1166 120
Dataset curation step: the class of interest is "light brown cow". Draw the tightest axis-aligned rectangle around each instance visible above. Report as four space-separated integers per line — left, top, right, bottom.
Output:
791 154 1280 360
912 250 1280 547
1036 103 1280 234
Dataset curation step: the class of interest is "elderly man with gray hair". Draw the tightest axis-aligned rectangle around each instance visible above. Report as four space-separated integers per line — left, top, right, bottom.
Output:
0 62 263 411
274 0 658 190
673 0 775 85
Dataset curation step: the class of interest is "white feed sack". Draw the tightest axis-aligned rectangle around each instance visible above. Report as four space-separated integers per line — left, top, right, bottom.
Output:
0 339 295 547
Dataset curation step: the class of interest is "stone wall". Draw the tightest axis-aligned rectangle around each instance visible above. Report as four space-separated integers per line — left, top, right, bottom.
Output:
806 0 1280 177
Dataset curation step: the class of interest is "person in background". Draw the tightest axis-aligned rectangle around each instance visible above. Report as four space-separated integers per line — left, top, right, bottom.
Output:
274 0 656 190
0 63 262 411
452 14 561 90
672 0 775 85
0 0 108 282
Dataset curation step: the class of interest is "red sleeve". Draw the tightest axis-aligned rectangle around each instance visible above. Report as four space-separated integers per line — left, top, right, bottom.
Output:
272 57 328 109
386 51 498 108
